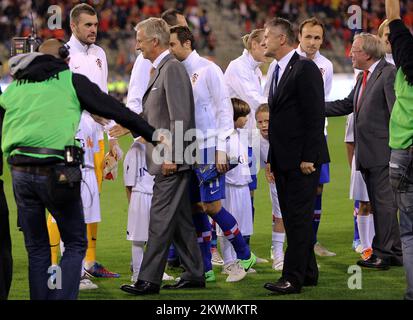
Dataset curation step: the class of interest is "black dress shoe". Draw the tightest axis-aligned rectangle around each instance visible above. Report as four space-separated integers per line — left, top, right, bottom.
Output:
264 279 301 294
303 278 318 287
357 255 390 270
162 278 205 289
120 280 160 295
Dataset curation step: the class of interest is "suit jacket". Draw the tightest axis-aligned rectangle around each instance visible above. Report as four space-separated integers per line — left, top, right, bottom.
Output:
325 58 396 169
268 51 330 171
142 53 196 175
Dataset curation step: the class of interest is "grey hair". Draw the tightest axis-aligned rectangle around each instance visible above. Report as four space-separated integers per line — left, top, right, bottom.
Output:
135 18 170 48
354 33 385 60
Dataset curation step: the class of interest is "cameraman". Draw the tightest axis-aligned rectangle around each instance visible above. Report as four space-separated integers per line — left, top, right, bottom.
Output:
0 39 156 300
0 74 13 300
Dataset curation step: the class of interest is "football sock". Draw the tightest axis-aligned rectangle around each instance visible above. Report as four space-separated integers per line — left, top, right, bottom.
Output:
47 213 61 265
312 193 322 244
212 207 250 260
357 215 370 251
272 231 285 260
353 201 360 242
210 219 218 249
192 212 212 272
219 236 237 265
131 241 145 282
368 213 375 248
85 222 98 269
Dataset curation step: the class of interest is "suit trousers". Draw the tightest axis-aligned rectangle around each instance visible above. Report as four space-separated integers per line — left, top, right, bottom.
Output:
0 179 12 300
138 170 204 285
275 167 320 288
360 165 403 263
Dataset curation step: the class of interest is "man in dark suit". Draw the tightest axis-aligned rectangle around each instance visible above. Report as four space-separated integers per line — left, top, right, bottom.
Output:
325 33 402 270
0 81 13 300
120 18 204 296
262 18 330 295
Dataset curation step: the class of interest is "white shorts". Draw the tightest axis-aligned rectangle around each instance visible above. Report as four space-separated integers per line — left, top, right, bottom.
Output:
219 184 253 236
344 113 354 143
127 191 152 242
81 168 101 224
123 143 138 187
350 156 369 202
269 183 282 219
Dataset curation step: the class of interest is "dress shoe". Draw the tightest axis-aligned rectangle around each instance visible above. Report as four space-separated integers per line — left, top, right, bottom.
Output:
303 278 318 287
264 279 301 294
162 278 205 289
357 254 390 270
120 280 160 295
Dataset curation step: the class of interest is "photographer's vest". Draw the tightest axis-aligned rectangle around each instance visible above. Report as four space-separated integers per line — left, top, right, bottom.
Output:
0 70 81 160
389 68 413 150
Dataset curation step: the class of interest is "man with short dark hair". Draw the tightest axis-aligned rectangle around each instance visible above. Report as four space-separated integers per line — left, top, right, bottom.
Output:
161 8 187 27
262 18 329 295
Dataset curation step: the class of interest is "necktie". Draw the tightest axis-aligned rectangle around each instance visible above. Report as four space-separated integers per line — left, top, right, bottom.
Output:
150 66 156 77
269 64 280 101
357 70 369 111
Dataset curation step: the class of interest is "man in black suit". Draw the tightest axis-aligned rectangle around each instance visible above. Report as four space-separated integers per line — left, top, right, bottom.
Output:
262 18 330 295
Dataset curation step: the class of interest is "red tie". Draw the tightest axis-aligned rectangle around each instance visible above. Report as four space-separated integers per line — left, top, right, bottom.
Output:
357 70 369 111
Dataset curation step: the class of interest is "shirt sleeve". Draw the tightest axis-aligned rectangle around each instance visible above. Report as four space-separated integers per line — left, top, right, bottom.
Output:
72 73 156 144
389 19 413 85
225 62 267 113
207 65 234 151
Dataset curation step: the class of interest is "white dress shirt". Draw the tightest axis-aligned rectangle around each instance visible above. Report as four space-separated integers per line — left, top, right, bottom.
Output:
224 49 267 129
126 53 152 115
182 50 234 151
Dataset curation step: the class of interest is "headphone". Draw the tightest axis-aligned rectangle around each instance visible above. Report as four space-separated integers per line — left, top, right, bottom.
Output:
57 39 70 59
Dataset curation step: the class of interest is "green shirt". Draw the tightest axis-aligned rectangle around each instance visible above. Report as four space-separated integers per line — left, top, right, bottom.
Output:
0 69 81 160
389 68 413 149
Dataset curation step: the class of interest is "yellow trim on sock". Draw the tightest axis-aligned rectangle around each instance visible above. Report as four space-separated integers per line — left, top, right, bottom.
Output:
46 213 61 265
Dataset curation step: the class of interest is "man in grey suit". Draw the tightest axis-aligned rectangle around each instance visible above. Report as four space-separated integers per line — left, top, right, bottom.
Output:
325 33 403 269
120 18 204 295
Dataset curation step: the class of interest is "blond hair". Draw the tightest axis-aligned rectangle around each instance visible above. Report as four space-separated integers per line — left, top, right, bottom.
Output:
242 29 264 51
378 19 390 38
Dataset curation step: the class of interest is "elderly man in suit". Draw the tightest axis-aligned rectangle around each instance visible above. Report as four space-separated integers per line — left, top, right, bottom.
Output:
325 33 402 270
262 18 330 295
120 18 204 296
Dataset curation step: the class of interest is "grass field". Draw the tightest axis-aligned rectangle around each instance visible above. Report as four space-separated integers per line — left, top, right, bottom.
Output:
3 117 407 300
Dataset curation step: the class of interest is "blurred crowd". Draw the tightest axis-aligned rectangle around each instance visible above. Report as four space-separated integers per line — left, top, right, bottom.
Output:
0 0 216 98
1 0 413 98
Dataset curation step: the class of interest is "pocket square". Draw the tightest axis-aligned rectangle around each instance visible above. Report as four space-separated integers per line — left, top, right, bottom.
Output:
151 87 158 91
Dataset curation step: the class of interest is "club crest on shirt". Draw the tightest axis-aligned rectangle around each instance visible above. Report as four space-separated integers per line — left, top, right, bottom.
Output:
191 73 199 85
86 136 94 148
319 67 325 76
96 58 102 69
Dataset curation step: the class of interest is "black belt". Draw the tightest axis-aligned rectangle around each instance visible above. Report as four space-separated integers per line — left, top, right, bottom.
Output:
14 147 64 157
11 165 54 176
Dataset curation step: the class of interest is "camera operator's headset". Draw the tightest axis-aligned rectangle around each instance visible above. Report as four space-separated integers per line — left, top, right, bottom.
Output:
35 39 70 59
57 39 70 59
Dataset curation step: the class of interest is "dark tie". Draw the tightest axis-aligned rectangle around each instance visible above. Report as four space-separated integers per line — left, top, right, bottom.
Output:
270 64 280 99
356 70 369 111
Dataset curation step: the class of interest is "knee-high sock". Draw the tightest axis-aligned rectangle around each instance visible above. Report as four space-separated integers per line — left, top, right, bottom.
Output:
251 196 255 223
272 231 285 260
47 213 61 265
243 235 250 246
167 243 177 261
193 212 212 272
312 193 322 244
357 215 371 251
368 213 375 247
131 241 145 282
85 222 98 268
210 218 218 249
219 236 237 265
353 200 360 242
211 207 250 260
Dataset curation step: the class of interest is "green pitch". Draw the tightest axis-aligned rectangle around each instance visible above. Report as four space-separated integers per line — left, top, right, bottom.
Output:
3 117 406 300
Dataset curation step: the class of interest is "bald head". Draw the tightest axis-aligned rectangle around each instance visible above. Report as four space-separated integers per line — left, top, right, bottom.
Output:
38 39 64 58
